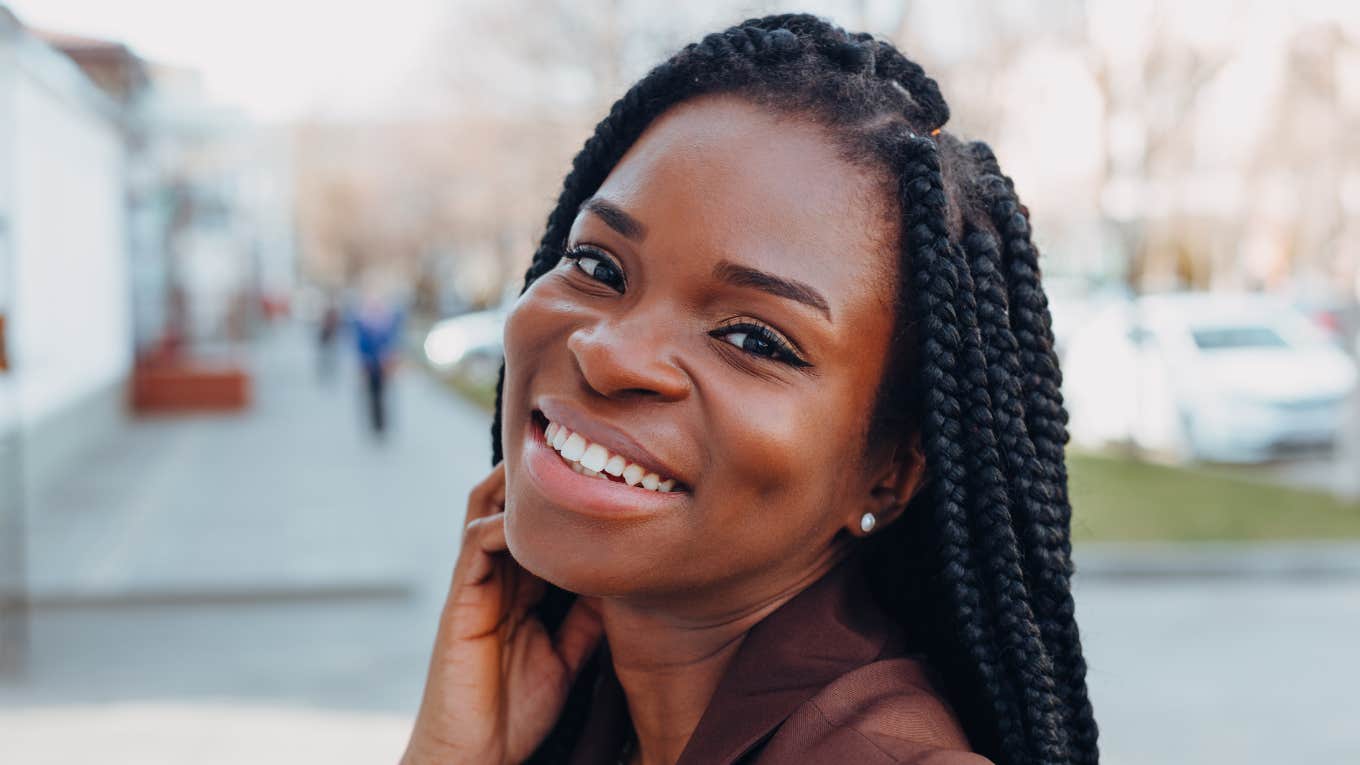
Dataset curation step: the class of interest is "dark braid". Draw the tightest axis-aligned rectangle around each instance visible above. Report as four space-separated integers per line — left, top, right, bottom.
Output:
901 133 1069 761
488 14 1099 764
946 226 1066 761
895 138 1022 758
969 144 1100 764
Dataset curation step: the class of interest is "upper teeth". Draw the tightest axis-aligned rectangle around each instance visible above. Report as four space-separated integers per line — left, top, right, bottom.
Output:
545 421 678 493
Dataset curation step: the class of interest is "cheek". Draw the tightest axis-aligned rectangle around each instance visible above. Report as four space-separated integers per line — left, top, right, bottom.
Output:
699 382 863 537
502 281 563 363
501 279 581 409
500 287 564 550
499 296 539 451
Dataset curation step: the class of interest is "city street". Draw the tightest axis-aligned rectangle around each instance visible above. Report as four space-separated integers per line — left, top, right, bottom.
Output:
0 325 1356 764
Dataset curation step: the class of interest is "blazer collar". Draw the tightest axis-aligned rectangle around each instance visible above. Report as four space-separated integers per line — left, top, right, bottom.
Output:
569 556 899 765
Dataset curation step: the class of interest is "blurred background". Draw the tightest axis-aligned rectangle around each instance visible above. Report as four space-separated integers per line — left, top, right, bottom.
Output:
0 1 1357 763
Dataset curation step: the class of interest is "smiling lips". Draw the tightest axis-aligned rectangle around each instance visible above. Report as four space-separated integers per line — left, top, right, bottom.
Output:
543 420 681 493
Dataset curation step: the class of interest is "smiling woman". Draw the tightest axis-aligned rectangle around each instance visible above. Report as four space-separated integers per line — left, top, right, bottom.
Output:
404 13 1097 765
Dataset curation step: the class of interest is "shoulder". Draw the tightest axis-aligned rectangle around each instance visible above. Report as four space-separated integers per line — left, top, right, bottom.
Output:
755 657 994 765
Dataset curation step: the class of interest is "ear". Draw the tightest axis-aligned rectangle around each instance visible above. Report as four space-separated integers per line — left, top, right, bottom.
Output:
846 428 926 538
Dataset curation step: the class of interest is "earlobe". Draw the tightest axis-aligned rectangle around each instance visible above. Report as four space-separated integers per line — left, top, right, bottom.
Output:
855 491 906 537
850 432 926 537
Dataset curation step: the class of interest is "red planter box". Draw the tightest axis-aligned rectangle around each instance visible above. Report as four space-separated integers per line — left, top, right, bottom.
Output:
131 363 251 413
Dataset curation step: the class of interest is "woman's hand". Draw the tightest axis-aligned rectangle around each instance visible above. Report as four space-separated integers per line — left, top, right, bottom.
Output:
402 463 605 765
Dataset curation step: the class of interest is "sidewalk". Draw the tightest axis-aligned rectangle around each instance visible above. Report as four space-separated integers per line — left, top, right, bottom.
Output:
1 322 493 723
20 323 493 605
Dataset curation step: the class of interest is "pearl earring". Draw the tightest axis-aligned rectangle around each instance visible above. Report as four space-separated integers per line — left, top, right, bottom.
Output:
860 512 876 534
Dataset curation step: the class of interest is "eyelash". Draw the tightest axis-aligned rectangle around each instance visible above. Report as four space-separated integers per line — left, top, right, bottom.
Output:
556 244 811 369
708 320 811 368
560 245 626 291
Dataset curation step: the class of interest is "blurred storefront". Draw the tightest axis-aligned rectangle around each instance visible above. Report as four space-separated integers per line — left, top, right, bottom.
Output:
0 6 298 486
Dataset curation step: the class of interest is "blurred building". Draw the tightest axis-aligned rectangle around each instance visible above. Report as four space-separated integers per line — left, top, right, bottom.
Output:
0 5 298 491
0 8 132 490
41 29 298 359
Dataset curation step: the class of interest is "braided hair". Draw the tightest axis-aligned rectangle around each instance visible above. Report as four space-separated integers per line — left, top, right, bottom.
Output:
488 14 1099 765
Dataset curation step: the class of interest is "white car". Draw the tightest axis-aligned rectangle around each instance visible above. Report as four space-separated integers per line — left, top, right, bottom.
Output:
1062 292 1358 463
422 307 507 383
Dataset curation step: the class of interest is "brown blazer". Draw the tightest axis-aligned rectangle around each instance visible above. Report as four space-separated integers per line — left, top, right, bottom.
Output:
566 559 994 764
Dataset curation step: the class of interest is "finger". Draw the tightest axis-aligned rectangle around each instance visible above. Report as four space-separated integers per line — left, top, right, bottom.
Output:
554 597 604 680
464 462 507 525
472 513 508 555
489 470 506 509
456 513 508 586
442 520 513 639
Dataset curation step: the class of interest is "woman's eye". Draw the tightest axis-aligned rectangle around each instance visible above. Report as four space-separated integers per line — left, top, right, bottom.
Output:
723 329 769 355
562 247 625 292
711 323 811 368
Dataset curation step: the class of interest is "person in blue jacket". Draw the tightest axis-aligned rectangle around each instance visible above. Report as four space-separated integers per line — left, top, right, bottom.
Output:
348 291 405 437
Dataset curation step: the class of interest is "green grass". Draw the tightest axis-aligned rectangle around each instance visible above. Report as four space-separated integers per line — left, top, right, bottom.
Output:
443 371 498 412
428 369 1360 542
1068 450 1360 542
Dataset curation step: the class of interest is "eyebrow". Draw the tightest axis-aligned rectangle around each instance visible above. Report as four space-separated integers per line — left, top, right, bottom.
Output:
713 259 832 321
580 197 647 241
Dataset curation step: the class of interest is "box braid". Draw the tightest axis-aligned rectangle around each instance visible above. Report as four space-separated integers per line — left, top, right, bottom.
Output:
486 13 1098 765
968 143 1099 764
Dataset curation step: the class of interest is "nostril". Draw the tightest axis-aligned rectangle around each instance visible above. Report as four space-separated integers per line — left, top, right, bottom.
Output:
567 325 691 401
619 387 665 399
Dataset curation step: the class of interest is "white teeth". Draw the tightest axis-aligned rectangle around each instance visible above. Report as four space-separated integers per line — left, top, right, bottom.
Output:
561 433 587 461
544 418 681 493
580 443 609 472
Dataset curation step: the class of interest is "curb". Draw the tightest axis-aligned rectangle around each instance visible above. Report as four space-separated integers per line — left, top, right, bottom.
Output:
16 578 415 610
1073 541 1360 581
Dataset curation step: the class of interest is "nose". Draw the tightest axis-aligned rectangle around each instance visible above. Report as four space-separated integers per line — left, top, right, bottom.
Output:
566 313 691 402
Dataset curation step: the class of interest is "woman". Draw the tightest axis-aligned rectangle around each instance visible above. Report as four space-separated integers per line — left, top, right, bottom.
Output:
404 13 1098 765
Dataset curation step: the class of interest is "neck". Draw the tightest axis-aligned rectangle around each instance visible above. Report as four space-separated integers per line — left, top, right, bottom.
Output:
601 555 846 765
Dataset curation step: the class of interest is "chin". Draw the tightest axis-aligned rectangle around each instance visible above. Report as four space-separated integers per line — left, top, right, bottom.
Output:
502 490 660 597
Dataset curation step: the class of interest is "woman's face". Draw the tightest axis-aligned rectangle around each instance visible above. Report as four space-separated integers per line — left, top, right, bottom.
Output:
501 94 905 605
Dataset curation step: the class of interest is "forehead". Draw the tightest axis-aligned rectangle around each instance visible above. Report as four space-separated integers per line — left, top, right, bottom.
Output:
587 94 898 316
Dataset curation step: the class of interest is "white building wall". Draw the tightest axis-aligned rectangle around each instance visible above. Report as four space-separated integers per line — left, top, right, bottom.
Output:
0 12 131 490
0 19 24 440
11 63 130 425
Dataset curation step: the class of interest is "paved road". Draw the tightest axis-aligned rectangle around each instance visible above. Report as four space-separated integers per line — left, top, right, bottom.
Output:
1076 577 1360 764
0 324 1355 763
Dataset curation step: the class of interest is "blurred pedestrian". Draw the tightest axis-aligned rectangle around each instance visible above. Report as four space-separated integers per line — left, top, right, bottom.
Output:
348 290 405 438
316 296 342 384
